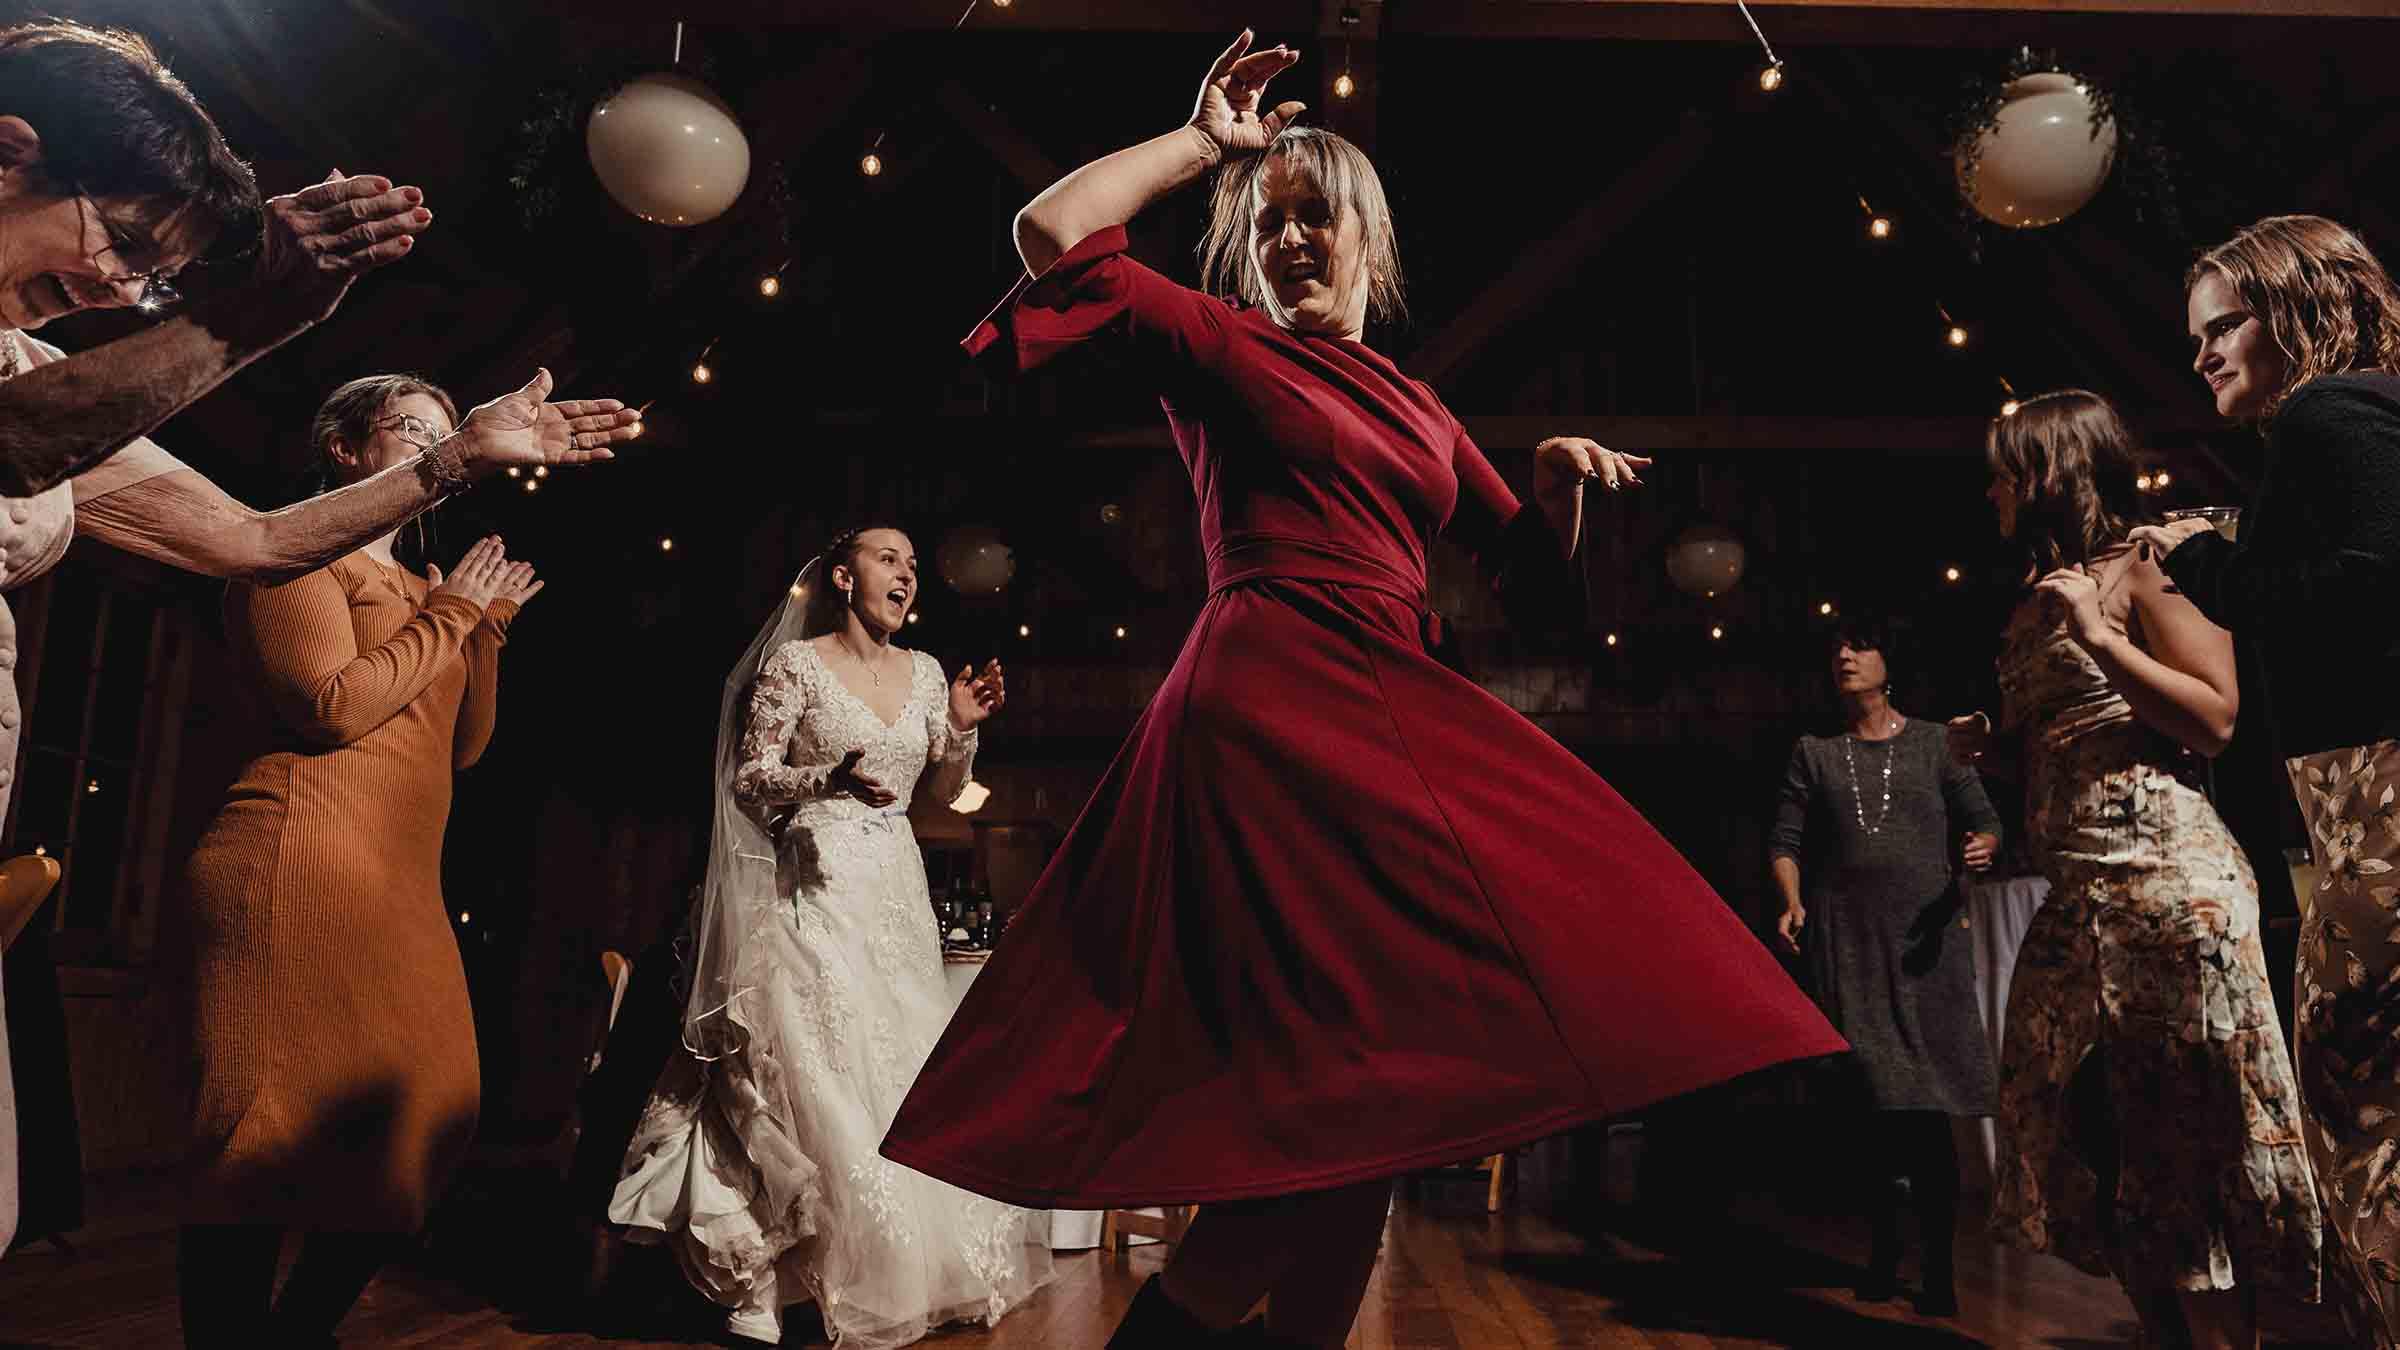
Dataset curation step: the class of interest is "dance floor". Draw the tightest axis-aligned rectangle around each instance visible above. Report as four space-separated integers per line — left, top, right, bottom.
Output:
0 1165 2351 1348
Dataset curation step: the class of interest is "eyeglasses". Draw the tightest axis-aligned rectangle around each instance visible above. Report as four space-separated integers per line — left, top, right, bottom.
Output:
370 413 449 447
72 188 182 312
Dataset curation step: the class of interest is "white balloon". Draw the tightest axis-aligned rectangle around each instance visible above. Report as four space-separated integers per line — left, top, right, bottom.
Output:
1956 73 2117 230
938 526 1016 595
586 73 751 227
1666 524 1746 599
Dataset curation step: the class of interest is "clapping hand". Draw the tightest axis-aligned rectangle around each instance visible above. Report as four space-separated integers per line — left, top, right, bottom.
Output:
1190 30 1306 158
451 368 643 476
429 535 514 612
257 170 434 324
949 659 1006 733
830 748 897 808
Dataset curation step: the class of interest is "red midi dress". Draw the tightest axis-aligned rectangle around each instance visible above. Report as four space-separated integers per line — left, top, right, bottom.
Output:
880 227 1843 1207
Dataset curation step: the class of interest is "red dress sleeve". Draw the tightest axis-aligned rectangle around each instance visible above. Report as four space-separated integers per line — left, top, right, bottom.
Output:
1447 421 1583 635
962 225 1232 380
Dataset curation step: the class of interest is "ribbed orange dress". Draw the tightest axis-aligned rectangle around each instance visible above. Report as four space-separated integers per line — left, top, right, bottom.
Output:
174 552 514 1232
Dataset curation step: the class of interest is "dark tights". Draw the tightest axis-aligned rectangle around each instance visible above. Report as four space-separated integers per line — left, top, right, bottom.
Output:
177 1223 406 1346
1159 1179 1394 1349
1861 1110 1959 1289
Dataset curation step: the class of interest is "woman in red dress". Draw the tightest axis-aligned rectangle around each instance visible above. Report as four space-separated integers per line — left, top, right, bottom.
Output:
880 32 1845 1346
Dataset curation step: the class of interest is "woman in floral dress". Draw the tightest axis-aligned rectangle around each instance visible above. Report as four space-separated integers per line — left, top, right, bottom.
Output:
1956 390 2319 1350
2135 215 2400 1348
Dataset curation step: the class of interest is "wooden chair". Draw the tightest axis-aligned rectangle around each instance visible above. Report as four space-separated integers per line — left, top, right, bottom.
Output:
1099 1205 1198 1252
0 854 62 954
590 950 633 1073
1479 1152 1508 1213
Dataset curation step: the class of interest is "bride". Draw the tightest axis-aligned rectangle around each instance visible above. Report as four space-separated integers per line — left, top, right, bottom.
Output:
611 525 1052 1346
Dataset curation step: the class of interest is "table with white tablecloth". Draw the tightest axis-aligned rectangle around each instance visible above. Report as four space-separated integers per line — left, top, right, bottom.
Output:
1962 874 2051 1178
941 954 1153 1251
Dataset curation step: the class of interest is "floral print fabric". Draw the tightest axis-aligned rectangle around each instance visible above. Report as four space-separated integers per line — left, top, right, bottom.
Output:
2287 739 2400 1348
1989 600 2321 1299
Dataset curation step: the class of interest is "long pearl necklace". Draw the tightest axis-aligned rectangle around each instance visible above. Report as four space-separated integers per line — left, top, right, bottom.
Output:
1841 712 1903 835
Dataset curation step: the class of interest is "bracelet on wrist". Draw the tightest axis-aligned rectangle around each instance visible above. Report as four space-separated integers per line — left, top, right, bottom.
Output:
415 435 472 494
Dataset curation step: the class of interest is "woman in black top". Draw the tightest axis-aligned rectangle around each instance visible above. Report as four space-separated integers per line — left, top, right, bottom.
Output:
1770 616 2001 1316
2134 214 2400 1349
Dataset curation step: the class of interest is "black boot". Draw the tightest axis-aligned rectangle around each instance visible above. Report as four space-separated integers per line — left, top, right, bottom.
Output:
1857 1179 1903 1301
1108 1275 1220 1349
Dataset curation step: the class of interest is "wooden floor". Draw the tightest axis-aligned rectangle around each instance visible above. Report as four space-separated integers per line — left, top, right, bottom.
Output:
0 1173 2353 1348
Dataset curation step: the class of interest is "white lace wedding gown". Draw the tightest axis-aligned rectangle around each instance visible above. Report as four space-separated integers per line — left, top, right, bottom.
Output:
611 641 1053 1346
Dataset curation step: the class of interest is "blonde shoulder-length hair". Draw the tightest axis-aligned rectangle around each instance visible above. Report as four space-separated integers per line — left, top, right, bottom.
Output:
1196 125 1406 328
2188 214 2400 424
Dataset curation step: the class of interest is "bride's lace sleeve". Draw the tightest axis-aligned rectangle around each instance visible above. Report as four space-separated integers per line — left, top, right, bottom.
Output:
918 651 978 808
733 641 836 812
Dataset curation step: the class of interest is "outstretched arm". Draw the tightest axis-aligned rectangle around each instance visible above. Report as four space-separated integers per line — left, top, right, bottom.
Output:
1013 30 1303 276
71 373 638 584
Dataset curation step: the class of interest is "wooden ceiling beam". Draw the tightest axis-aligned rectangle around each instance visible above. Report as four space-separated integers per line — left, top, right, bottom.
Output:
1404 115 1712 387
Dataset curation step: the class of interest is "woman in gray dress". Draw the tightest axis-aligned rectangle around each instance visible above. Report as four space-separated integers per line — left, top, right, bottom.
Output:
1771 615 2001 1317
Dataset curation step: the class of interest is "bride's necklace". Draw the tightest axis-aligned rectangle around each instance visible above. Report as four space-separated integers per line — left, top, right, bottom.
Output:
835 635 891 686
1842 711 1903 835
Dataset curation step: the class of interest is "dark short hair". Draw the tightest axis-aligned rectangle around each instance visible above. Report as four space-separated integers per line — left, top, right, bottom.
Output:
0 21 261 263
1826 613 1898 671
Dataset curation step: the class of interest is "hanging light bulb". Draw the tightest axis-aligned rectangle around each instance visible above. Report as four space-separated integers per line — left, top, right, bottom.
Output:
691 360 713 384
1819 601 1835 616
2001 399 2022 417
524 478 539 494
1710 624 1726 640
2155 470 2173 488
859 150 883 177
906 611 921 625
2136 472 2154 491
1333 70 1356 99
1017 624 1031 638
1946 325 1970 348
758 274 782 298
1605 632 1620 647
1759 61 1785 93
506 466 522 479
659 536 675 552
533 465 548 478
1944 565 1963 583
1114 625 1128 639
1869 216 1894 240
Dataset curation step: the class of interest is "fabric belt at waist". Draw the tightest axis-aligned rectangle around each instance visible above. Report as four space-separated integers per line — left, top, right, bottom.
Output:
1206 536 1446 650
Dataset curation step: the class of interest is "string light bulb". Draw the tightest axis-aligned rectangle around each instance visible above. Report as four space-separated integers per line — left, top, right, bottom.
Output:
1018 624 1031 638
1758 62 1785 93
1819 601 1835 616
2001 399 2022 417
1605 632 1619 647
1333 70 1356 99
659 536 675 552
691 360 713 385
2136 473 2154 491
534 465 548 478
1869 216 1893 240
506 466 521 479
524 478 539 494
1114 625 1128 639
1946 325 1970 349
906 611 920 625
1710 624 1726 640
758 274 782 298
859 151 883 177
1944 565 1963 583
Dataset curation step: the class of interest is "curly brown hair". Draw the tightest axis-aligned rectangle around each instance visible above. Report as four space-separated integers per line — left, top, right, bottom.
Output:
2187 215 2400 423
1985 389 2158 576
